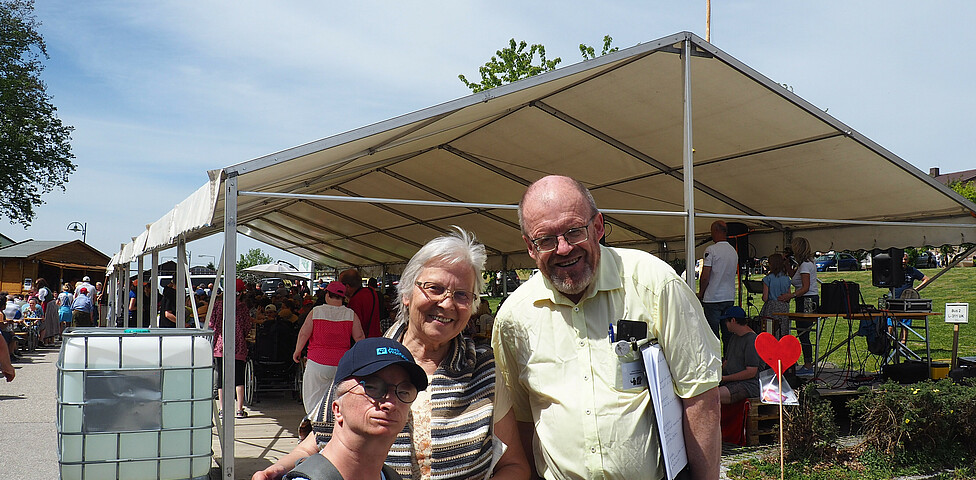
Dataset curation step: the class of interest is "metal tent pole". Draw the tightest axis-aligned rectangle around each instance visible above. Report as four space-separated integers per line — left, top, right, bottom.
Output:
177 240 187 327
150 251 159 327
221 172 239 480
682 37 697 288
136 254 145 327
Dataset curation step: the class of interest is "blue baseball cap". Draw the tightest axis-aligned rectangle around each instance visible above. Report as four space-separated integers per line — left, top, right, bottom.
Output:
719 305 747 321
334 337 428 391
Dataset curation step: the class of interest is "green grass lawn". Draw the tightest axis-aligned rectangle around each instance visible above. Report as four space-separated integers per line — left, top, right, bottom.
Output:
485 267 976 369
738 268 976 368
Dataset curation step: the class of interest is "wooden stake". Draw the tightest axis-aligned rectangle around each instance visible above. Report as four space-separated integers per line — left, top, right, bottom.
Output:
951 324 960 370
706 0 711 42
779 360 784 480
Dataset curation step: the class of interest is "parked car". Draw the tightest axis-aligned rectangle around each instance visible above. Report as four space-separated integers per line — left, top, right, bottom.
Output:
258 277 291 295
815 252 861 272
914 251 938 269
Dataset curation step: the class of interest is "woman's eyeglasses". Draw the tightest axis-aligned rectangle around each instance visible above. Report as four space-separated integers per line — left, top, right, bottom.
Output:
414 281 474 307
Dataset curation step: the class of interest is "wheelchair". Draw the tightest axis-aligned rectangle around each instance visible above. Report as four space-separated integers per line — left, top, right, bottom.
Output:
242 318 304 405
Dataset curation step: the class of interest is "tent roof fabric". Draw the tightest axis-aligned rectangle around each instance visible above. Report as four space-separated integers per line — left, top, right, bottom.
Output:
114 32 976 271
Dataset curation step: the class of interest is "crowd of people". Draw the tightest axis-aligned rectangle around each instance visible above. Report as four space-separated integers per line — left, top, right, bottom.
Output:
1 276 106 366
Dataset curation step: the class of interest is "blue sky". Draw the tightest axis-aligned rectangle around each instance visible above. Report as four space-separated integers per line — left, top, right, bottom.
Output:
6 1 975 268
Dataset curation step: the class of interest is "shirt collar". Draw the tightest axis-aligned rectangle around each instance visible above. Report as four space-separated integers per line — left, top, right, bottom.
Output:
534 245 623 306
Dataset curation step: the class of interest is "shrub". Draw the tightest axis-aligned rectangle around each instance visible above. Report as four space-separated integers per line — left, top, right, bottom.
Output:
782 383 838 461
848 379 976 464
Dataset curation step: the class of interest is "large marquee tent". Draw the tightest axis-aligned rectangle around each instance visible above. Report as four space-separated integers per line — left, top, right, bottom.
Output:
104 32 976 477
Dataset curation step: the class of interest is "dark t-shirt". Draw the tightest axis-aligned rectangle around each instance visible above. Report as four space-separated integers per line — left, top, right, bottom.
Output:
893 266 925 299
159 286 177 327
723 330 763 398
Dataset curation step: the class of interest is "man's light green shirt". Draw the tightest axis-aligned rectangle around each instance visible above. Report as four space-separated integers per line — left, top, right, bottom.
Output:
492 246 721 480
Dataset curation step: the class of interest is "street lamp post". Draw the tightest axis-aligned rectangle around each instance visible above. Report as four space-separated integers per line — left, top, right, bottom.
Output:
67 221 87 243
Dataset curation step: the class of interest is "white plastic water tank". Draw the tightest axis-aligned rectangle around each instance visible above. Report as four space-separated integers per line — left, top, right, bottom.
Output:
58 328 214 480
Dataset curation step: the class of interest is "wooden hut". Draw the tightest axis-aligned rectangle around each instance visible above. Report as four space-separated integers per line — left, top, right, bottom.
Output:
0 240 109 295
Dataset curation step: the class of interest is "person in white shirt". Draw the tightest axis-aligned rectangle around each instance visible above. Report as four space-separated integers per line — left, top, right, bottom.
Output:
697 220 739 349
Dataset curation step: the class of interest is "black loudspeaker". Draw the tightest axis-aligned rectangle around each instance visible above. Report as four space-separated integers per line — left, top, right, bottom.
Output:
882 360 929 384
872 248 904 288
726 222 749 266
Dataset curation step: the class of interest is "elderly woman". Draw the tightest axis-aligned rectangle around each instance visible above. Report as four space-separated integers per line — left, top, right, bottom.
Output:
253 228 529 480
294 281 365 420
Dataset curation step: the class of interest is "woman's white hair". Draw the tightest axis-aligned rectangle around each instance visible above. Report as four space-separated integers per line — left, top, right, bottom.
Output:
394 226 486 324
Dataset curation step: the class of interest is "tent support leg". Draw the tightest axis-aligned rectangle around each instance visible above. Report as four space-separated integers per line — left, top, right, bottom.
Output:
150 251 159 327
177 239 187 327
221 172 239 480
681 37 696 288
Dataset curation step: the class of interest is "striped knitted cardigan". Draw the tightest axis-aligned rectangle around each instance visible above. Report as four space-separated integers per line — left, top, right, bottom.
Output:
311 320 495 480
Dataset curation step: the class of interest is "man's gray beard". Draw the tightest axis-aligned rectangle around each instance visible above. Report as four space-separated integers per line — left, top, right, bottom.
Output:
549 264 594 297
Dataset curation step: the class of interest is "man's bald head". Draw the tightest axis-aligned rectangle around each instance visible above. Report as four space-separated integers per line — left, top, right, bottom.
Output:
518 175 598 236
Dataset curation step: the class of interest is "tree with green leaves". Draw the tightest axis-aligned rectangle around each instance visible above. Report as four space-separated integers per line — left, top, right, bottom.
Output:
459 36 617 93
458 39 561 93
1 0 75 227
579 35 619 60
237 248 273 272
948 179 976 204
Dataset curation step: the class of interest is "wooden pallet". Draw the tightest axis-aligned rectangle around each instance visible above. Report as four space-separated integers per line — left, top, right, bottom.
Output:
746 398 780 446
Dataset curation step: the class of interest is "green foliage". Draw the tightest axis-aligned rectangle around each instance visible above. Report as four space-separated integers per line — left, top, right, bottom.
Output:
783 384 838 461
237 248 273 272
458 35 618 93
0 0 75 226
848 379 976 464
948 179 976 203
458 38 561 93
579 35 618 60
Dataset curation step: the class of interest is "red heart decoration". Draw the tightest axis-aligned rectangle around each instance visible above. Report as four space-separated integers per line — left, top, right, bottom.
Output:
754 332 801 376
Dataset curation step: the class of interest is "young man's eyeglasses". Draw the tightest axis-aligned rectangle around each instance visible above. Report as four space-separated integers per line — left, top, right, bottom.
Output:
529 214 598 253
414 281 475 307
344 375 418 404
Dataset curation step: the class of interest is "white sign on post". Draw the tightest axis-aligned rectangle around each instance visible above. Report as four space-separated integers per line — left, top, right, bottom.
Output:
945 303 969 324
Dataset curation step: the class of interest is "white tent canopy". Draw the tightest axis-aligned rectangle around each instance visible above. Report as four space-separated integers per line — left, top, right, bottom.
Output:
106 32 976 477
112 32 976 274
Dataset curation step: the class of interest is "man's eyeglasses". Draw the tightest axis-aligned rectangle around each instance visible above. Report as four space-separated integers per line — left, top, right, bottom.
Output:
414 281 475 307
347 375 418 404
529 215 597 253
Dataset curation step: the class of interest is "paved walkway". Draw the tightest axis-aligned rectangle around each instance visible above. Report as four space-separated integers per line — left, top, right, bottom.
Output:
0 344 61 479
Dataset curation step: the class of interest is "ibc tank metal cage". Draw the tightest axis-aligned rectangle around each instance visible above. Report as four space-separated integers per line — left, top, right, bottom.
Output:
57 328 214 480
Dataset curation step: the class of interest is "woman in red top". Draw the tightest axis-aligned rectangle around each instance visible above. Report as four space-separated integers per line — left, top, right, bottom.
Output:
293 281 365 418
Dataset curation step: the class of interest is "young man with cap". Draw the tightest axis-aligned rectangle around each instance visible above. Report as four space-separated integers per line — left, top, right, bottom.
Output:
718 306 764 404
267 337 426 480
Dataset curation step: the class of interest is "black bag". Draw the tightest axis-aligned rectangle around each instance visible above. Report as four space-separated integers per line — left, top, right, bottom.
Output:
818 281 861 315
857 308 891 356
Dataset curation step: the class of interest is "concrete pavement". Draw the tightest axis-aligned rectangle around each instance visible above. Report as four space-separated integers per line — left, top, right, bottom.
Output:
0 344 61 479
